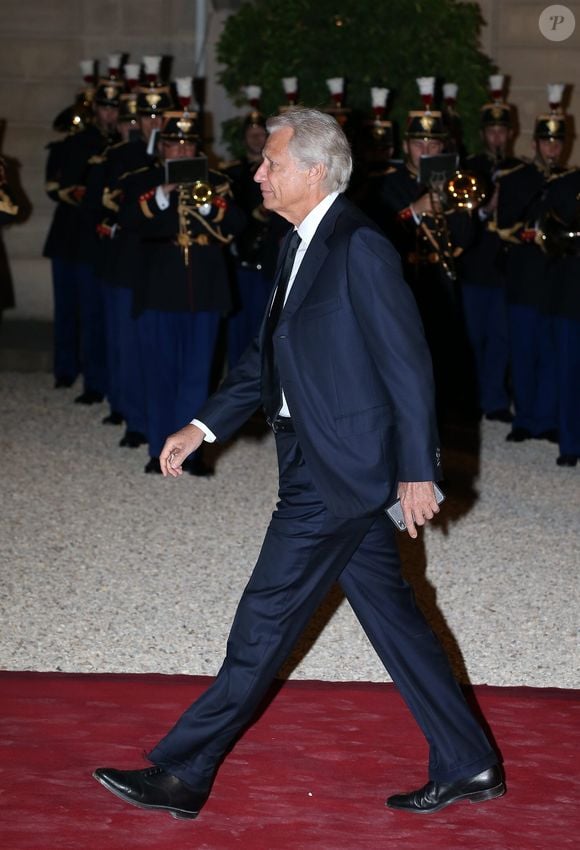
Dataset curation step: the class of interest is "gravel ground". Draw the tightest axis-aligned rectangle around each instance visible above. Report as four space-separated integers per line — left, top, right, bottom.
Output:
0 372 578 688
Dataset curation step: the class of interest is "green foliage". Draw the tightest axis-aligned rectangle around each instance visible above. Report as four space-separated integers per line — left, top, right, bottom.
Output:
216 0 495 154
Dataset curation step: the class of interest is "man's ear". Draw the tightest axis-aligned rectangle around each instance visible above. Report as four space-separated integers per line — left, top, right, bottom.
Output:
307 162 326 186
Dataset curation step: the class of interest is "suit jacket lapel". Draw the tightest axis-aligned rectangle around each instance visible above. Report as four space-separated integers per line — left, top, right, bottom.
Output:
281 195 345 318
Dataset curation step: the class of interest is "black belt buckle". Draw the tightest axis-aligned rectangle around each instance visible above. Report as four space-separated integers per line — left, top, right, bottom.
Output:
270 417 294 434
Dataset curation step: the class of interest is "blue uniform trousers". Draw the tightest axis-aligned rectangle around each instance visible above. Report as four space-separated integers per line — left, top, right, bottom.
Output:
103 284 123 415
227 266 273 369
508 304 557 435
77 262 108 396
554 317 580 456
115 287 147 436
103 285 147 434
149 432 497 791
462 283 510 414
136 309 221 458
51 257 81 384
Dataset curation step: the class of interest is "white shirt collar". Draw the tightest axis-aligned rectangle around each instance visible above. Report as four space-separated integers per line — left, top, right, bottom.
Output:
295 191 340 247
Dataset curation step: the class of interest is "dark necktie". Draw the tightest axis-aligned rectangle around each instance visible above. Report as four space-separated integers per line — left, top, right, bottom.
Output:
261 229 302 421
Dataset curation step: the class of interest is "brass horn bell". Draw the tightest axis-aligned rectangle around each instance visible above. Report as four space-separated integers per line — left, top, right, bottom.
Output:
445 171 488 210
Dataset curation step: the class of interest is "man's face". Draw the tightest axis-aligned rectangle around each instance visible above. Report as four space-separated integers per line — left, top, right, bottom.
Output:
245 124 267 157
254 126 312 224
95 104 119 132
483 125 510 156
160 140 197 161
405 138 444 170
139 114 163 141
536 138 564 167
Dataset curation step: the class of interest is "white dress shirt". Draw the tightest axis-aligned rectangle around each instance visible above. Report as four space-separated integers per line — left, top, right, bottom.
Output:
193 191 340 441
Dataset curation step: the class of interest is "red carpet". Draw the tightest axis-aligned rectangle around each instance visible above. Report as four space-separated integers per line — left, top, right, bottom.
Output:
0 672 578 849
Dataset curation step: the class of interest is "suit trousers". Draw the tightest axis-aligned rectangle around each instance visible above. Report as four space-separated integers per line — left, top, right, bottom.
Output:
148 432 496 790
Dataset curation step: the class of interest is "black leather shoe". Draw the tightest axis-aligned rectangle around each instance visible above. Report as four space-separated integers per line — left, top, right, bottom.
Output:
102 411 124 425
386 765 505 814
506 427 531 442
54 377 75 389
74 390 104 405
485 409 513 423
119 430 147 448
557 454 578 467
93 766 208 819
144 457 162 474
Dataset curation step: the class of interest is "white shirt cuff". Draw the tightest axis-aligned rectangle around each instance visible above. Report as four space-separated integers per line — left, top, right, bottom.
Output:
155 185 170 210
191 418 217 443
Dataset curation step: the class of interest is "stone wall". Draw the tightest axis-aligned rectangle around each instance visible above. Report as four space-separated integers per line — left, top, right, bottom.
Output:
0 0 578 319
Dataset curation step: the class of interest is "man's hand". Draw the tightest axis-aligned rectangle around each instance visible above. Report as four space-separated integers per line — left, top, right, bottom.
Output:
160 424 205 478
397 481 441 539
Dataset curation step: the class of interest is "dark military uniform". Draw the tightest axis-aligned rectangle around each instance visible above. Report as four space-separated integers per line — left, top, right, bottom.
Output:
458 151 521 417
44 119 120 396
224 155 289 369
496 159 563 439
43 134 82 385
540 168 580 463
376 161 476 422
118 161 246 467
95 136 153 439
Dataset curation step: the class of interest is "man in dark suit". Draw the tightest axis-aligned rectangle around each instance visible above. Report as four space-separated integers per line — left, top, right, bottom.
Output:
94 108 503 818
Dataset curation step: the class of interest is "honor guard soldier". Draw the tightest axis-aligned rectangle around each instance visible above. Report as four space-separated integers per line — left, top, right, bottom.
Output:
223 97 289 369
349 86 395 218
43 63 96 388
376 77 476 425
95 71 175 448
117 106 246 474
44 67 121 403
524 162 580 466
496 84 569 444
458 75 522 423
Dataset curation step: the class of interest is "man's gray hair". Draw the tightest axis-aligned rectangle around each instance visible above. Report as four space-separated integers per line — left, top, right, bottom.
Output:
266 107 353 193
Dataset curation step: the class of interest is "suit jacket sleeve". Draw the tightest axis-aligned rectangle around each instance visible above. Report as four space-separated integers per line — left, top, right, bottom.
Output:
346 227 440 481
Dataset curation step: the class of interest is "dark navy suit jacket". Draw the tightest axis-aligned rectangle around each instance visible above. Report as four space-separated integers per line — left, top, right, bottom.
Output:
197 194 441 518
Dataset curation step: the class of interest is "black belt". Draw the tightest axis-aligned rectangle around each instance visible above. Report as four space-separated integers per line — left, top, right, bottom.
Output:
268 416 294 433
